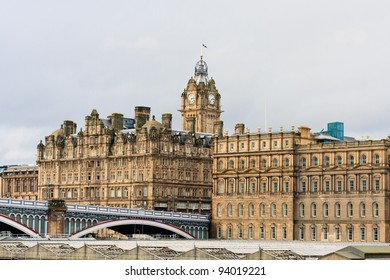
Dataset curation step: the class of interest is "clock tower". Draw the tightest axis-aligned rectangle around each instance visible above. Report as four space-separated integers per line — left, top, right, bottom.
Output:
179 56 222 134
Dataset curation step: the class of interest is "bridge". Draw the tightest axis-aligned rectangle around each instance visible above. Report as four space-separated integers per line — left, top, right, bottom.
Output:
0 198 210 240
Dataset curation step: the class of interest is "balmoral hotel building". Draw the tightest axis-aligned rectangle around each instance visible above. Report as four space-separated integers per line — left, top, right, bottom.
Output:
36 56 221 214
212 123 390 242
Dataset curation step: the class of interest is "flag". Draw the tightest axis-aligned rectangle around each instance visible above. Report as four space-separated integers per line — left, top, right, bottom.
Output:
202 44 207 48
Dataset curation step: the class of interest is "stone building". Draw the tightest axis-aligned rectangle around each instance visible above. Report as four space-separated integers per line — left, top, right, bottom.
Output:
211 124 390 242
36 56 222 214
0 165 38 200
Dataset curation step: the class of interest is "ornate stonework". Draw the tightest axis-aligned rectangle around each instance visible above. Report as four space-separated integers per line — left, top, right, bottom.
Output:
179 56 222 135
212 125 390 242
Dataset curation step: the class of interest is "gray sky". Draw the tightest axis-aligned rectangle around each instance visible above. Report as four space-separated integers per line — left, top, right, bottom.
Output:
1 0 389 165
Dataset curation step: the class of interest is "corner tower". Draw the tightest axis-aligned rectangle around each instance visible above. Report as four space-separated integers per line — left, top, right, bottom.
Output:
179 56 222 134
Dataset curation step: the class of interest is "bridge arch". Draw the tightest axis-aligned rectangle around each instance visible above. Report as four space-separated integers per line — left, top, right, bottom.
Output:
70 219 195 239
0 214 42 238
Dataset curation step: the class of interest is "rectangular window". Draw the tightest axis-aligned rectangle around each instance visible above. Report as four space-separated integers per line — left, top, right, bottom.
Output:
273 182 278 193
282 227 287 240
238 227 243 239
313 181 318 193
250 183 255 194
270 227 276 239
299 227 304 240
260 227 265 239
374 180 380 192
262 141 266 148
273 141 278 147
373 228 378 241
361 180 367 191
239 182 244 194
248 227 253 239
217 227 221 239
251 142 255 149
284 182 289 193
229 183 235 194
335 228 341 241
227 227 232 239
360 228 365 241
323 227 328 241
324 181 330 193
311 227 316 241
261 182 267 193
337 181 342 192
348 228 353 241
301 181 306 193
349 180 354 192
285 140 289 147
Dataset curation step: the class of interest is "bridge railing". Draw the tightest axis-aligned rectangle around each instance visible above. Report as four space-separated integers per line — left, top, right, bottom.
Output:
66 203 209 222
0 198 209 222
0 198 47 209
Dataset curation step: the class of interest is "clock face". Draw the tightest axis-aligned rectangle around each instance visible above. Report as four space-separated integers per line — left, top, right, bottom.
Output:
188 93 196 104
208 94 215 105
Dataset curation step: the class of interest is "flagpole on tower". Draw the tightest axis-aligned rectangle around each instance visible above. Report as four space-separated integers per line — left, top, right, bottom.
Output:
201 43 207 58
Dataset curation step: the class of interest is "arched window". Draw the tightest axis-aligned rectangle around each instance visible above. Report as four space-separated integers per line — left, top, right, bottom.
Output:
238 226 243 239
360 203 366 217
362 154 367 164
217 204 222 217
271 203 277 217
301 157 307 167
299 203 305 217
282 203 288 217
227 226 232 239
337 156 342 166
248 225 253 239
229 160 234 169
218 160 224 170
347 203 353 217
347 226 353 241
311 226 316 241
240 159 245 169
259 225 265 239
311 203 317 217
238 203 244 217
299 226 304 240
284 157 290 167
251 159 256 168
325 156 330 167
373 202 379 217
216 227 222 239
349 155 355 165
335 203 341 217
217 181 224 194
323 203 329 217
260 203 265 217
273 158 278 168
313 156 318 166
227 204 232 217
249 203 255 217
374 154 380 164
261 159 267 169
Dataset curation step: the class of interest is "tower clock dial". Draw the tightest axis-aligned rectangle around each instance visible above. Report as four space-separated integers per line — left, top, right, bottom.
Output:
208 94 215 105
188 93 196 104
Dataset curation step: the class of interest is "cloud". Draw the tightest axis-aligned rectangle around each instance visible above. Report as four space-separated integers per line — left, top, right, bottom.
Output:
0 126 49 165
